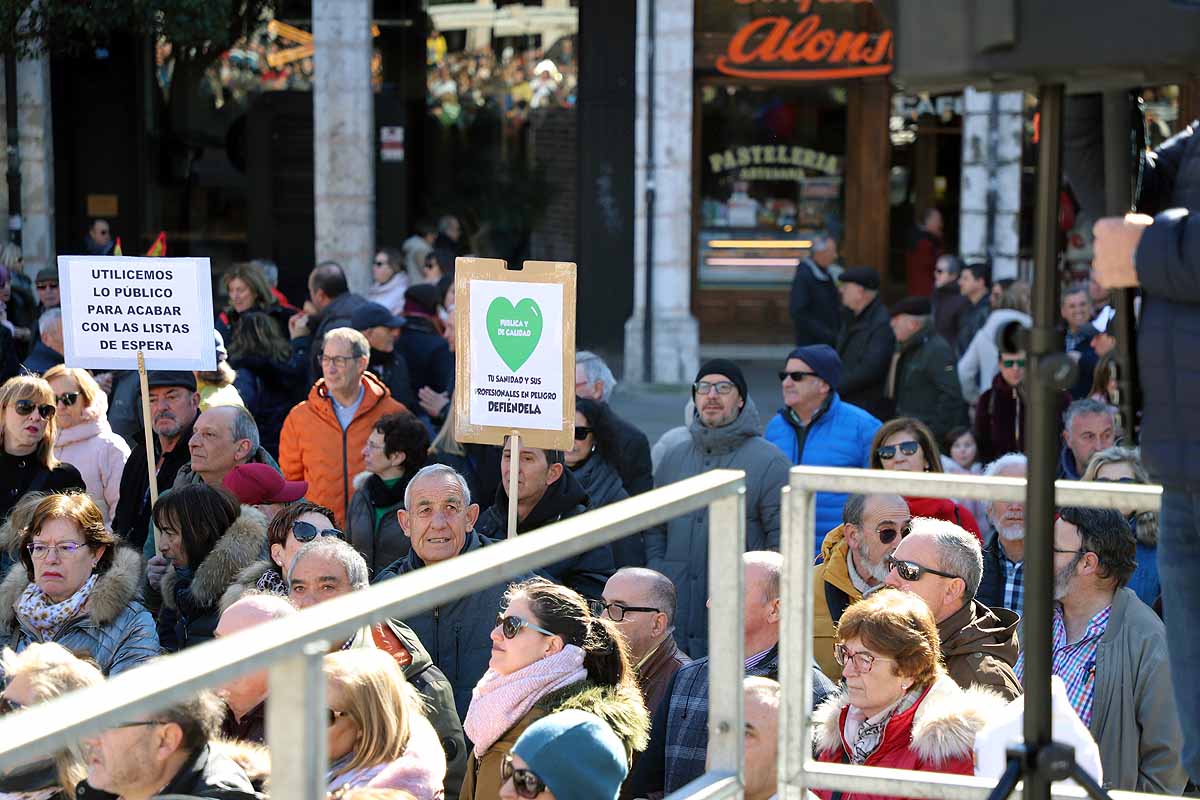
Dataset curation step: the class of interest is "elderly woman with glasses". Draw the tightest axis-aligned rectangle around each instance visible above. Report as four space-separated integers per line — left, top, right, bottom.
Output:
1082 446 1160 608
41 366 131 527
869 417 982 542
813 590 1005 800
0 376 85 526
324 649 445 798
460 579 649 800
0 493 158 676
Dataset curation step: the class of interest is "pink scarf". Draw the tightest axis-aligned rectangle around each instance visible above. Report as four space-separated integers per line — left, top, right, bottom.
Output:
463 645 587 756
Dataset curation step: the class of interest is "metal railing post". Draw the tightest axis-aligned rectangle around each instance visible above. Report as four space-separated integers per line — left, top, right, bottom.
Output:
778 484 816 800
704 485 747 795
267 642 329 800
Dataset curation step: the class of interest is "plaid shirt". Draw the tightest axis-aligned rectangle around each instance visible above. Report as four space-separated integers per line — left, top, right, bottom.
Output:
1016 604 1111 727
1003 557 1024 615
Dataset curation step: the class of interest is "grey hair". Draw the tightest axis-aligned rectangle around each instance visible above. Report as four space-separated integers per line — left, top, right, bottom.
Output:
744 551 782 602
1063 398 1114 433
404 463 472 510
38 307 62 334
250 259 279 288
983 452 1027 478
576 351 617 402
288 537 370 590
910 517 984 599
438 215 459 234
323 327 370 359
228 405 261 453
842 493 906 527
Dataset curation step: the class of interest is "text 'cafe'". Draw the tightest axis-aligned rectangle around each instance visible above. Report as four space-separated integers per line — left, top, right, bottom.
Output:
694 0 895 344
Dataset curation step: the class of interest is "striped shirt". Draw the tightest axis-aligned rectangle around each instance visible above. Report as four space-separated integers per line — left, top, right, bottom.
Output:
1016 604 1111 726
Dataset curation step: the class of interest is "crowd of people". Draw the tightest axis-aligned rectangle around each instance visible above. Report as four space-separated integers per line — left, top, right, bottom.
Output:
0 200 1187 800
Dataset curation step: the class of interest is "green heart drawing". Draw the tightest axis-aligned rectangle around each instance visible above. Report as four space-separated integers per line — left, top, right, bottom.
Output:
486 297 543 372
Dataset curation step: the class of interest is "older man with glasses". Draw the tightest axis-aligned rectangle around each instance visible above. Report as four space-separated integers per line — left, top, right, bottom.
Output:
884 516 1022 700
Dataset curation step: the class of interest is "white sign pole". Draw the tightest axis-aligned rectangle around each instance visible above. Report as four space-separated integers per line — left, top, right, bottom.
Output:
507 431 520 540
136 352 161 553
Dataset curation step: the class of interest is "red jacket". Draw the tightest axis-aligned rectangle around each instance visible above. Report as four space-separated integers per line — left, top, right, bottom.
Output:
814 675 1005 800
905 496 982 543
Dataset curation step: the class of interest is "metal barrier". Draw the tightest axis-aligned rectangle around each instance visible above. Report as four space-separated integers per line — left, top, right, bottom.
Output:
0 470 749 800
778 466 1166 800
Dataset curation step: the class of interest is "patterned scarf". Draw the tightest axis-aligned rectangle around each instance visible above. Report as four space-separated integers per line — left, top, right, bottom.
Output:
15 573 98 641
255 566 288 597
844 685 924 765
463 645 587 757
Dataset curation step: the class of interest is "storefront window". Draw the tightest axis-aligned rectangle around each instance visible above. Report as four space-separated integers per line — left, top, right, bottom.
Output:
697 84 847 287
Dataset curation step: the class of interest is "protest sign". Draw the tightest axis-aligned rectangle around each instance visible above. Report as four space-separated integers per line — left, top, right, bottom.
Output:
57 255 216 371
454 258 576 537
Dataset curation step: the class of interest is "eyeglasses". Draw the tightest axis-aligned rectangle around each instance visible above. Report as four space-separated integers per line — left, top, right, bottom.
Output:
573 426 593 441
876 440 920 460
502 754 547 799
1052 547 1089 556
0 697 22 714
112 720 166 730
495 614 556 640
328 708 348 727
318 354 360 369
55 392 80 407
12 399 55 419
693 380 736 396
874 521 911 545
885 555 960 583
1095 476 1136 484
35 282 58 291
27 542 88 559
291 521 345 543
779 370 819 382
1001 358 1027 369
589 600 660 622
833 643 895 674
373 259 389 266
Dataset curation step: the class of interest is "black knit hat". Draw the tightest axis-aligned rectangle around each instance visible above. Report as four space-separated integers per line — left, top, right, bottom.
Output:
694 358 748 400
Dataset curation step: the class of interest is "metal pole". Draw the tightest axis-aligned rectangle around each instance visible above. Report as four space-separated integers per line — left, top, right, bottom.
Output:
5 52 22 248
1024 83 1066 800
704 487 746 790
642 0 656 383
778 484 816 800
267 643 329 800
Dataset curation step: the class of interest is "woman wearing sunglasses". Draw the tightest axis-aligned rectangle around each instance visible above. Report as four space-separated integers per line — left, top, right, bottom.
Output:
460 578 649 800
1082 447 1160 609
567 399 643 569
813 590 1005 800
0 376 85 527
0 492 158 676
147 484 267 652
499 709 630 800
221 500 342 606
324 649 446 798
42 366 131 527
869 418 982 542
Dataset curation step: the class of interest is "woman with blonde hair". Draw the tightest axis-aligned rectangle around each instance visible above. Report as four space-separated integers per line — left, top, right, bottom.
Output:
1082 446 1160 608
41 367 130 526
217 262 294 340
0 641 104 799
324 648 447 798
0 376 84 522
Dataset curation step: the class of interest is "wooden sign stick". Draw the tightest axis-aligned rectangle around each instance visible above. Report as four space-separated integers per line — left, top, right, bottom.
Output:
136 352 161 553
507 431 520 540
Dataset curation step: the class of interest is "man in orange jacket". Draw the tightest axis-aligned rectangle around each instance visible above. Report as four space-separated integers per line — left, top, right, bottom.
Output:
279 327 406 526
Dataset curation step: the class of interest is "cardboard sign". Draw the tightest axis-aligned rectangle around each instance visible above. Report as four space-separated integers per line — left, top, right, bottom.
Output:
454 258 576 451
57 255 216 371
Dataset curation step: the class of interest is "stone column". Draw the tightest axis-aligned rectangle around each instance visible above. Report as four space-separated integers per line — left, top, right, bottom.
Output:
313 0 375 294
623 0 699 384
0 52 56 282
960 88 1023 281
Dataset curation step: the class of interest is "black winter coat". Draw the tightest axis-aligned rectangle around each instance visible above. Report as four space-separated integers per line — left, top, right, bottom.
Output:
933 281 971 354
788 258 840 346
571 453 644 569
893 322 968 440
400 316 454 395
835 297 895 420
229 353 306 459
111 418 196 553
77 744 261 800
0 450 84 528
976 530 1020 614
368 347 417 410
474 467 614 600
608 408 654 496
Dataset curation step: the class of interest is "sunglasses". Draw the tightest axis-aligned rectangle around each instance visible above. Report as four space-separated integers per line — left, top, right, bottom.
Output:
778 370 818 382
495 614 556 640
876 440 919 460
291 521 345 543
12 400 55 419
885 555 960 583
1095 476 1135 484
1001 358 1027 369
875 522 911 545
328 708 348 727
35 282 58 291
55 392 80 407
573 426 593 441
502 754 547 799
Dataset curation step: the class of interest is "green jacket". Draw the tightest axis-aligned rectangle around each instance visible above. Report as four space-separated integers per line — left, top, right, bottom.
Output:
893 321 967 439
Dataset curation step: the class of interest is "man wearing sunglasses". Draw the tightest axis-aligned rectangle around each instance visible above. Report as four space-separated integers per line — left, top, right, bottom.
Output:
883 517 1021 700
888 296 968 440
811 493 910 679
649 359 791 658
19 308 64 376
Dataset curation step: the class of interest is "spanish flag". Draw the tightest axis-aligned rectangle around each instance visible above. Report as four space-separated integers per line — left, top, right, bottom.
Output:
113 237 122 256
145 231 167 257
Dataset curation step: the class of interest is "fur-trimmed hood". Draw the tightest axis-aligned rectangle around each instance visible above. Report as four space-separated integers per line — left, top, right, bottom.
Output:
0 546 146 633
162 505 268 611
213 738 272 789
813 674 1006 767
536 681 651 758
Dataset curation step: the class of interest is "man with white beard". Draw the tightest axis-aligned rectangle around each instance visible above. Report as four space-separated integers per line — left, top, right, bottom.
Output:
976 453 1028 613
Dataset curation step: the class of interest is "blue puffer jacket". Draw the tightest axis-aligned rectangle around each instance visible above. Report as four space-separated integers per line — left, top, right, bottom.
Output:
1134 120 1200 489
0 547 159 676
763 394 881 550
